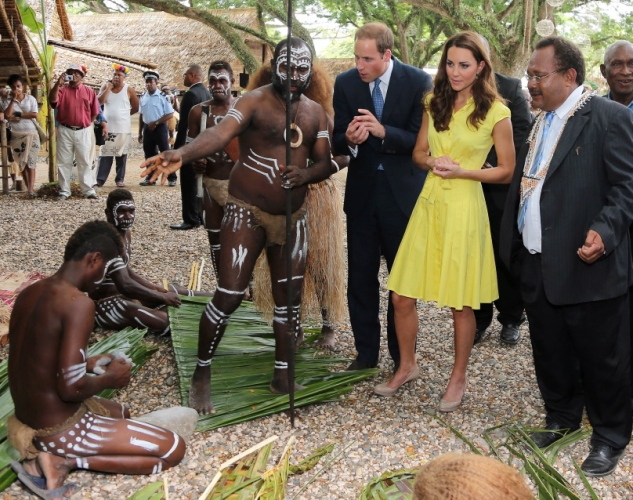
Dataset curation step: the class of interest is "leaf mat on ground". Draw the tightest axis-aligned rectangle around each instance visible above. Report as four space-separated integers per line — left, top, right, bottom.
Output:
0 327 156 492
169 298 377 431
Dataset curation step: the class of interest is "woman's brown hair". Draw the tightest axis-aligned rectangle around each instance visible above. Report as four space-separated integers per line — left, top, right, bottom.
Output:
429 31 501 133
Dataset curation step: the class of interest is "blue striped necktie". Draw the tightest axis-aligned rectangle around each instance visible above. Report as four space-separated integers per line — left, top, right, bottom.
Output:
372 78 384 121
518 111 555 231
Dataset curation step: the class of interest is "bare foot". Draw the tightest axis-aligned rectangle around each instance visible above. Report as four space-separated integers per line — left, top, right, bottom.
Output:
21 458 43 479
189 367 215 414
37 452 74 491
270 370 305 394
316 326 335 350
295 327 304 348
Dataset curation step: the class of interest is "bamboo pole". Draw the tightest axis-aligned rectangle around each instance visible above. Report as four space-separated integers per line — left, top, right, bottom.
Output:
1 122 8 195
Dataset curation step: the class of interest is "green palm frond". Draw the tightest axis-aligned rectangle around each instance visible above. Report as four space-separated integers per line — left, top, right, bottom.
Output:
442 418 595 500
169 299 377 431
126 480 164 500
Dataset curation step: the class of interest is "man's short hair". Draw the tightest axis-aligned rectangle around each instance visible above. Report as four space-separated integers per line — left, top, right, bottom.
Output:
535 36 585 85
64 221 123 262
106 188 134 213
208 61 234 79
354 22 394 55
187 64 205 78
604 40 633 66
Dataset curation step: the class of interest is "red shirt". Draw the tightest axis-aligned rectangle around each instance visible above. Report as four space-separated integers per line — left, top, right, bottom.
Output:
52 84 100 128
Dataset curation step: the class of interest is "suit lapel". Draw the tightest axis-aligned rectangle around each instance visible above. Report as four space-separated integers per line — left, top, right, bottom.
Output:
381 59 402 123
545 100 591 180
353 72 374 114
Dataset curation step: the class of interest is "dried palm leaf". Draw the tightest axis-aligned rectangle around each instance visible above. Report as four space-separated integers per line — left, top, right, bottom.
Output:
358 468 418 500
198 436 278 500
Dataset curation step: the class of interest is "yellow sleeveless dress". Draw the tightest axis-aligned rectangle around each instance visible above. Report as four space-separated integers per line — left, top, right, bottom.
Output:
387 96 510 310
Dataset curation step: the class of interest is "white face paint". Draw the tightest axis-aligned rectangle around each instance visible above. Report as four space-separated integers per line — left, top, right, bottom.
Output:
275 45 312 84
112 201 136 231
209 70 232 99
273 43 312 101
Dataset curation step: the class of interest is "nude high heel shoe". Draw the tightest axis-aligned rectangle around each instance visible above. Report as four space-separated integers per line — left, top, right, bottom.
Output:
373 366 420 397
438 378 467 413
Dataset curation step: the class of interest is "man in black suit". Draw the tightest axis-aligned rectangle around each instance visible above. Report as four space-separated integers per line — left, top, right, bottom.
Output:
501 37 633 477
333 22 432 370
474 40 533 347
170 64 212 230
601 40 633 412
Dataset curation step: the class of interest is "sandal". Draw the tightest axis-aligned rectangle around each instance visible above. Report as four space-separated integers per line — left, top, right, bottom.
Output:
11 460 78 499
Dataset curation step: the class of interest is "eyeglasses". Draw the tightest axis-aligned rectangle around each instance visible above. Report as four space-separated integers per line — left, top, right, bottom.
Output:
525 68 568 83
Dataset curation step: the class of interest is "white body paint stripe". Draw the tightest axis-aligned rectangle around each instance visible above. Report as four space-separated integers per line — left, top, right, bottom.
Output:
160 433 180 460
130 437 160 452
127 424 168 440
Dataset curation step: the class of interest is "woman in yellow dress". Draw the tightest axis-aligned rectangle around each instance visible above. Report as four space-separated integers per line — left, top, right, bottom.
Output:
375 32 516 411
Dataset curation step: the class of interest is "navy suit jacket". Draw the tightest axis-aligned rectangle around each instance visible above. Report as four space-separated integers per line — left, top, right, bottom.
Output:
333 58 432 217
500 95 633 305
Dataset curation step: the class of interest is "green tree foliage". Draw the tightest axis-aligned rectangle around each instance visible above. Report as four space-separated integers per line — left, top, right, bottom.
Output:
65 0 633 77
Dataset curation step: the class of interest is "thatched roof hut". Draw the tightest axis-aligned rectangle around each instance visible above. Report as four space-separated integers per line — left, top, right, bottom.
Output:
0 0 41 86
54 10 271 92
319 58 355 79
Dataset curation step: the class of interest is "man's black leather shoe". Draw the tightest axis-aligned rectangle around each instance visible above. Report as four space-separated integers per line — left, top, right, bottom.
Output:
473 327 489 345
170 222 199 230
581 444 625 477
500 323 521 345
529 422 578 448
346 360 377 371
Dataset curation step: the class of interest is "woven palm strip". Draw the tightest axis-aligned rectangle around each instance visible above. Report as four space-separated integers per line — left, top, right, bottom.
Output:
358 468 419 500
252 178 346 326
199 436 277 500
169 298 377 432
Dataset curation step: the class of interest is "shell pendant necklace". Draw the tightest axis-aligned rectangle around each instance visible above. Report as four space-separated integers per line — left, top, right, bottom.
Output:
275 92 303 148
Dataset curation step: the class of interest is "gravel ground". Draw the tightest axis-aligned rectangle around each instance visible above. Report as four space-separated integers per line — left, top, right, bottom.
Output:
0 157 632 499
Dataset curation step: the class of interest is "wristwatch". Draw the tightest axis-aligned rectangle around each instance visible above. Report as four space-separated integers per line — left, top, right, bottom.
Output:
154 121 159 126
14 111 21 118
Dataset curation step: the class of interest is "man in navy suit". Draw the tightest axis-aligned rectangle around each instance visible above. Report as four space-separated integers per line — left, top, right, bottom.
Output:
501 37 633 476
333 22 432 370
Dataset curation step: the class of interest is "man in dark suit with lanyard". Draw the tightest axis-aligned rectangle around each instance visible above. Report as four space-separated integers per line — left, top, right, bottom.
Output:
474 38 533 346
333 22 432 371
170 64 212 230
501 36 633 477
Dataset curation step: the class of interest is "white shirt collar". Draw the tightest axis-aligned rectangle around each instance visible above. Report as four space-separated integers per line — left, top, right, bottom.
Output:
551 85 584 119
379 58 394 87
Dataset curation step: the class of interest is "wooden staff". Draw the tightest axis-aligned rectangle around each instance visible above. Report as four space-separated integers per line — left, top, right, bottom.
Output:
284 0 296 428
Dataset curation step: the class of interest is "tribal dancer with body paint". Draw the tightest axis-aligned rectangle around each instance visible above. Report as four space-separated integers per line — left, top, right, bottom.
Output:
247 61 348 349
90 189 212 336
188 61 238 278
141 37 335 414
8 221 185 499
